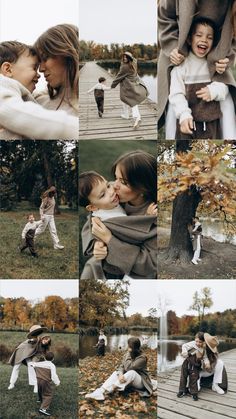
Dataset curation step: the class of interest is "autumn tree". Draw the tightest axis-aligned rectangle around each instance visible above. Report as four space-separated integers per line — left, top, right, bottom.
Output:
158 141 236 261
189 287 213 325
3 298 31 328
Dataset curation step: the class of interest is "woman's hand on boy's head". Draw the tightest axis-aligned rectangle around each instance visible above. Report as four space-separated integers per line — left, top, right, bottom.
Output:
215 58 229 74
196 86 211 102
92 217 112 244
180 117 193 134
93 240 107 260
170 48 185 66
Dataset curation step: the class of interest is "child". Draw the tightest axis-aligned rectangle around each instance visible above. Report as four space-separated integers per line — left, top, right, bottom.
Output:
20 213 43 257
169 17 230 139
191 217 202 265
29 352 60 417
177 332 209 401
96 338 106 357
87 77 111 117
0 41 78 139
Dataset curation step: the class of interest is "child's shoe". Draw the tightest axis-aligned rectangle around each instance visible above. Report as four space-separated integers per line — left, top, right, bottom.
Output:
212 383 224 394
54 244 64 250
191 259 198 265
39 408 51 416
85 388 105 401
98 112 103 118
133 117 141 129
177 391 186 398
121 114 129 120
192 394 198 401
8 383 15 390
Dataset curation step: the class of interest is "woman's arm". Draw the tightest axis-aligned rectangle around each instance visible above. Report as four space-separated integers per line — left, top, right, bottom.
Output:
111 65 129 88
158 0 179 55
122 353 147 373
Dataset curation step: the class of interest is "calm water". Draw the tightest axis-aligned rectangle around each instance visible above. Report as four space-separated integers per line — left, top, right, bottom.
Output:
79 331 158 359
158 340 236 372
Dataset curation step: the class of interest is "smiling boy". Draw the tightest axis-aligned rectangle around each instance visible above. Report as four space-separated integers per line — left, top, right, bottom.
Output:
169 17 229 139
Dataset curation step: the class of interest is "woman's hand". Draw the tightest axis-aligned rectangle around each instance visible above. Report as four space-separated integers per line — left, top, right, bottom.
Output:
180 118 193 134
118 374 126 384
170 48 185 66
215 58 229 74
93 240 107 260
146 202 157 216
196 86 211 102
91 217 112 244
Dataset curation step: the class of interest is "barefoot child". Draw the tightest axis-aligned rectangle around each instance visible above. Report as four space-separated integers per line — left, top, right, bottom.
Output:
20 213 43 257
87 77 111 117
29 351 60 417
169 17 230 139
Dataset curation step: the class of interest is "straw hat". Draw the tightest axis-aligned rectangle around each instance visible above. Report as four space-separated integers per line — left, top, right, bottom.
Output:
123 51 134 61
27 325 48 338
204 333 219 353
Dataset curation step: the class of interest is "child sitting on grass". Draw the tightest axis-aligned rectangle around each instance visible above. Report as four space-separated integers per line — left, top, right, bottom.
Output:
87 76 111 118
20 213 43 257
29 351 60 417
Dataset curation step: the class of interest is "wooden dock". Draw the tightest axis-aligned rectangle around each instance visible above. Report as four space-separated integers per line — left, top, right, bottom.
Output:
158 349 236 419
79 61 157 140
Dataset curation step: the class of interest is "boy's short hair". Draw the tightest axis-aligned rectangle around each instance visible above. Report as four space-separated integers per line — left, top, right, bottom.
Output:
45 351 54 361
99 77 106 83
27 213 34 220
0 41 37 67
79 171 104 207
189 17 218 47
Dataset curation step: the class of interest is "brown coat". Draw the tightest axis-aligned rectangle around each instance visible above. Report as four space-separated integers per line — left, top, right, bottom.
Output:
81 211 157 279
118 352 153 396
111 62 148 107
158 0 236 126
8 338 44 366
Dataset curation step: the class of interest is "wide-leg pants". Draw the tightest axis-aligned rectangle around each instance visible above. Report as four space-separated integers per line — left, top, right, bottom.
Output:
102 370 144 393
35 215 59 246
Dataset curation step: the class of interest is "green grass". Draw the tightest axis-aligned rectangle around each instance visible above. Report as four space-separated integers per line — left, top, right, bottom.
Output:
0 362 78 419
0 331 79 353
0 206 78 279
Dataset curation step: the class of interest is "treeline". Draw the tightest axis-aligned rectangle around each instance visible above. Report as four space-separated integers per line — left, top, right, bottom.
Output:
165 309 236 338
80 40 157 61
0 296 78 332
1 140 78 211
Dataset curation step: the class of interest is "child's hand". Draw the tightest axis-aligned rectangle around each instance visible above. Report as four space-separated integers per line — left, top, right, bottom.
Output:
146 203 157 216
204 361 211 371
170 48 185 66
92 217 112 244
93 240 107 260
180 118 193 134
215 58 229 74
118 374 126 384
196 87 211 102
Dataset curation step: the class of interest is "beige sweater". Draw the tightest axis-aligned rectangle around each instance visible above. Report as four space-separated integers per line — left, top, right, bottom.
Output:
39 197 55 216
0 75 78 140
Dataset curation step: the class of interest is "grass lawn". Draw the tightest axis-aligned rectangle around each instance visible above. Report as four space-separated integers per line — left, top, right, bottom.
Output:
0 206 78 279
0 331 79 353
0 362 78 419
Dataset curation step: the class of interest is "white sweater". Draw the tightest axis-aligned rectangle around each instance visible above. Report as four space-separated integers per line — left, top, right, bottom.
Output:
92 205 127 221
22 220 43 239
169 52 229 123
181 340 208 363
87 82 111 93
0 75 78 140
29 361 60 385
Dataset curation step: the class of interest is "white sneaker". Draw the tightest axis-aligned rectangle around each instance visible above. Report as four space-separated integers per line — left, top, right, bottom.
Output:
197 258 202 261
133 118 141 129
54 244 64 250
212 383 224 394
85 388 105 401
8 383 15 390
191 259 198 265
197 379 201 391
121 114 129 120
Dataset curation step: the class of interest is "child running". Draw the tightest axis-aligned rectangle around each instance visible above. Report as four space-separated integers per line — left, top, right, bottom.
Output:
20 213 43 257
87 77 111 118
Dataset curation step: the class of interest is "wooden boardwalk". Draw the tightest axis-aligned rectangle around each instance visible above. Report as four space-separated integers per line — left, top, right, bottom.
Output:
79 61 157 140
158 349 236 419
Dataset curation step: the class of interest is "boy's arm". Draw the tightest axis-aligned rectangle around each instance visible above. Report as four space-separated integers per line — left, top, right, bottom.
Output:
207 82 229 101
181 341 196 358
87 83 97 93
51 364 60 385
21 224 28 239
169 66 192 123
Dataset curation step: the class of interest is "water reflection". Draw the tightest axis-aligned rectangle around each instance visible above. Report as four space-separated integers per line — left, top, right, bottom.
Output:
79 332 158 359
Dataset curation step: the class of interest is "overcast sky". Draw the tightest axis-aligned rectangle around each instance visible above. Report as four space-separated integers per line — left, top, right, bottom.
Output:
79 0 157 44
0 280 78 302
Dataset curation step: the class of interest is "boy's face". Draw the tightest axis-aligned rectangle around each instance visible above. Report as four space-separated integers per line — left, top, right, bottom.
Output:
10 50 40 92
28 215 35 223
191 24 214 58
41 336 50 345
87 179 119 211
195 338 204 348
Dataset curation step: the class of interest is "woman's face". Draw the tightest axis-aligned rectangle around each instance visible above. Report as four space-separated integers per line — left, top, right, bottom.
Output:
39 56 66 88
114 164 145 206
123 55 128 63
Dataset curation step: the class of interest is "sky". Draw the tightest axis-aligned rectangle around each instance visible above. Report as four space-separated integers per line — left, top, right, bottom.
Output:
0 280 78 302
79 0 157 44
125 280 159 316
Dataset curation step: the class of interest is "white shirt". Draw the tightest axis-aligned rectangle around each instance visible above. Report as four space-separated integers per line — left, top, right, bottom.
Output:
98 334 107 346
92 205 127 221
29 360 60 385
87 82 111 93
22 220 43 239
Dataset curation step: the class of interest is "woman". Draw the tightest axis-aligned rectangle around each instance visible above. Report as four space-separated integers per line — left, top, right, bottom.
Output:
191 217 202 265
85 337 153 401
34 23 79 116
81 150 157 279
199 333 228 394
8 324 51 391
35 186 64 250
158 0 236 139
0 24 79 140
111 52 148 129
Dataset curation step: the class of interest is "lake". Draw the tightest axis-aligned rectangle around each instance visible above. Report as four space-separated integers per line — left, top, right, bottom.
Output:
158 339 236 372
79 331 158 359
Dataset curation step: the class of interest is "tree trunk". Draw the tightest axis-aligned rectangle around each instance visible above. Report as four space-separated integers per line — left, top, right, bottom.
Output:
166 186 202 262
41 145 60 214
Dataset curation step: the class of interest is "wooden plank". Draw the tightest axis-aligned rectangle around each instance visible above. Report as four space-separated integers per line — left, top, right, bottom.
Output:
157 408 191 419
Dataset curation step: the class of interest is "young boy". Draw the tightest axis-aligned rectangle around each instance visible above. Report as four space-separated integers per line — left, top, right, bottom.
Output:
169 17 229 139
177 332 209 401
20 213 43 257
29 352 60 417
96 338 106 357
87 77 110 118
0 41 78 139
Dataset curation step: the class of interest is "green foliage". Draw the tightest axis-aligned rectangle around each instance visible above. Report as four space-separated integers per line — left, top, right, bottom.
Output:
0 168 17 211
